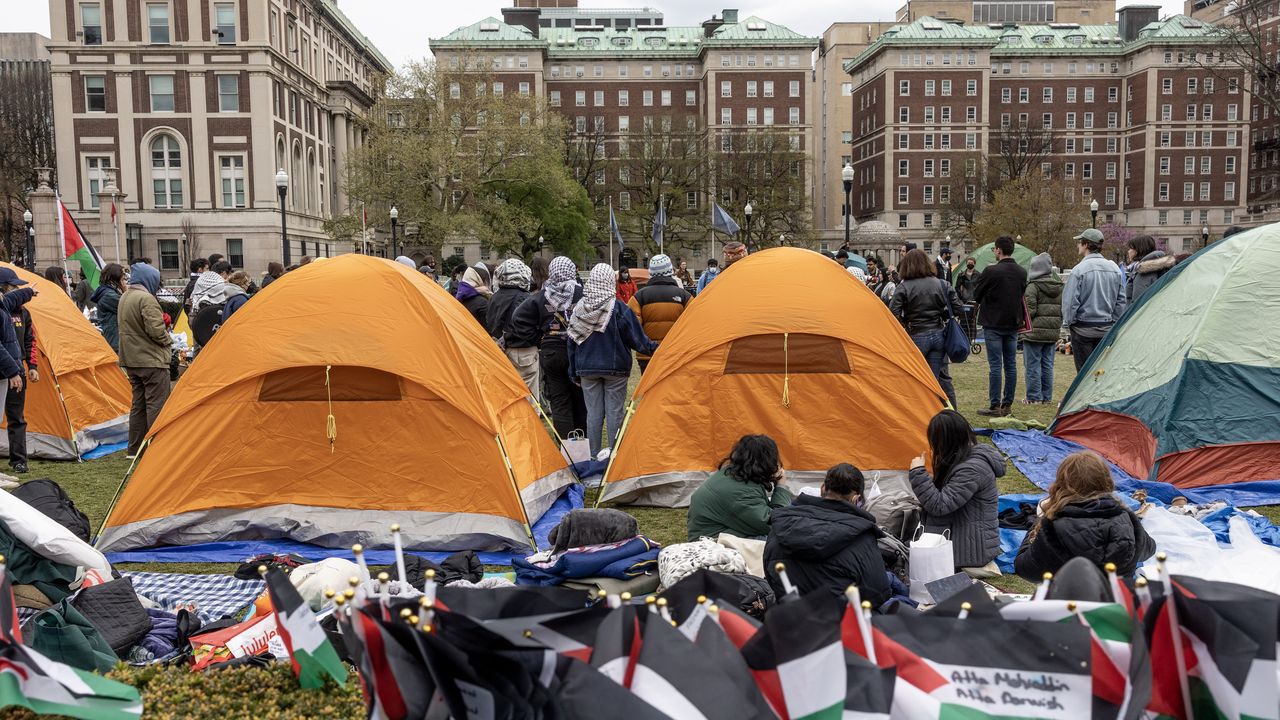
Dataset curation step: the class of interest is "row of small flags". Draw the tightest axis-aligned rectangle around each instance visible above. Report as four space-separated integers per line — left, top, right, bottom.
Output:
1 545 1273 719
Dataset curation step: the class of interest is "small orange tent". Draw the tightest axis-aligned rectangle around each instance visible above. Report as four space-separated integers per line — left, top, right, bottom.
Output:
97 255 573 553
0 264 130 459
599 247 946 506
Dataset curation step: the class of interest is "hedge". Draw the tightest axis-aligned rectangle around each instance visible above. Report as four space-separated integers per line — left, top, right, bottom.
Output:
1 664 364 720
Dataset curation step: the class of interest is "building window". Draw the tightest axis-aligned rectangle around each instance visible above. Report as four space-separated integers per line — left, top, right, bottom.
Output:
789 107 800 125
618 90 628 106
592 90 603 107
575 90 585 107
687 191 697 209
721 108 731 124
1226 156 1236 173
226 238 244 268
642 90 653 106
493 82 504 98
925 80 935 97
789 80 800 97
660 90 671 106
159 239 179 270
619 192 630 210
1225 182 1236 201
721 80 731 98
966 79 976 96
1200 182 1211 201
899 213 908 228
218 74 239 112
80 3 102 45
149 75 175 112
898 186 908 203
942 79 951 96
1001 88 1011 103
747 81 758 98
519 82 530 96
1159 183 1169 201
150 135 183 208
549 91 560 107
85 155 111 209
1183 182 1194 201
215 3 236 44
898 159 909 176
147 3 170 44
219 155 245 208
686 89 696 105
84 75 106 112
899 107 909 123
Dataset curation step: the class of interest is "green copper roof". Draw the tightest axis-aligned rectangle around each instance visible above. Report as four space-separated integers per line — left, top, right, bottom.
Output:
845 15 1228 72
706 16 818 46
319 0 392 71
541 26 707 58
431 18 543 48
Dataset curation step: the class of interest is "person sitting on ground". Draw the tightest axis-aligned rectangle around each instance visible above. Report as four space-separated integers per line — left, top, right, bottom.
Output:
627 254 690 373
1014 451 1156 582
687 434 794 542
695 258 720 294
220 271 252 322
91 263 126 352
455 263 492 326
909 409 1004 578
763 463 890 604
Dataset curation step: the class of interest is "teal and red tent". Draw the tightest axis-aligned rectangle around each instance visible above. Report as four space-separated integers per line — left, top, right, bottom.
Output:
1052 224 1280 504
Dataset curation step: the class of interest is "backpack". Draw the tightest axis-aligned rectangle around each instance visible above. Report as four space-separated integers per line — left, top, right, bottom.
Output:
863 472 922 544
191 302 227 346
12 479 91 542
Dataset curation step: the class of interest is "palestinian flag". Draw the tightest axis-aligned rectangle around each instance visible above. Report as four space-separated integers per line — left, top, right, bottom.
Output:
56 197 104 289
1145 577 1280 720
1001 600 1150 719
0 567 21 644
490 604 613 663
847 612 1094 719
0 642 141 720
347 607 435 719
590 604 645 688
263 568 346 689
554 656 670 720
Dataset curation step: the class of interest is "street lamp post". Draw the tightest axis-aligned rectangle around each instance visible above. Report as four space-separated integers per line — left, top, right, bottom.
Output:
743 202 753 250
1090 198 1099 228
842 163 855 249
22 209 33 271
390 205 399 258
1202 225 1209 249
275 169 290 266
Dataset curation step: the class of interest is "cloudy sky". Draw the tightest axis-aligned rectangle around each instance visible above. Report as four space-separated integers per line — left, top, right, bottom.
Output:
6 0 1186 69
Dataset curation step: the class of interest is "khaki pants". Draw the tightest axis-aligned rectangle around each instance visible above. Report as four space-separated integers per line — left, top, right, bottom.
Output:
505 345 541 399
125 366 171 455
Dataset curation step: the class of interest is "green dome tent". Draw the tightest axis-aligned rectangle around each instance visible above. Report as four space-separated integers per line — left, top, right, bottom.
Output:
955 241 1036 286
1051 224 1280 504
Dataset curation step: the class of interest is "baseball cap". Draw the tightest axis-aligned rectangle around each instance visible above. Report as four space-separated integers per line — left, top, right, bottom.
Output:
940 247 953 255
0 268 28 286
1073 228 1105 243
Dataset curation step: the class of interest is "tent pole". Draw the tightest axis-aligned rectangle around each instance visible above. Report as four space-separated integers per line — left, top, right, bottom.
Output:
94 437 146 546
494 433 537 550
593 400 636 509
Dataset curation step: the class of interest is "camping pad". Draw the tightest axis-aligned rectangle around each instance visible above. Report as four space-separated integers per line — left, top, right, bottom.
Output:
991 429 1280 507
103 484 585 566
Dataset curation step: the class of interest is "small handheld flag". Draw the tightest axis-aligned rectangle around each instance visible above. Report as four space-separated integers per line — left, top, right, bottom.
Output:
263 567 347 689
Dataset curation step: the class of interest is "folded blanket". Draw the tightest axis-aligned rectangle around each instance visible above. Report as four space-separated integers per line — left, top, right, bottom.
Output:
514 536 662 587
548 509 639 553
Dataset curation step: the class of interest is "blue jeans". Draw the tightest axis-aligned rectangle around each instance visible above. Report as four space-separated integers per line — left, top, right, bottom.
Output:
910 330 957 408
581 375 629 457
983 328 1018 407
1022 341 1056 403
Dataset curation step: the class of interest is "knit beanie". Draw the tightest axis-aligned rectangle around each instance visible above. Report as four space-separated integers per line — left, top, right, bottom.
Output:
649 254 674 277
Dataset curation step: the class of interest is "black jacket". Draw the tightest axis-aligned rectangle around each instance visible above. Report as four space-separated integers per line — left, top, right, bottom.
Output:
889 276 964 334
763 494 890 606
181 272 200 315
1014 497 1156 581
955 269 980 304
0 289 35 379
15 307 35 373
506 286 583 351
485 286 530 341
974 258 1029 330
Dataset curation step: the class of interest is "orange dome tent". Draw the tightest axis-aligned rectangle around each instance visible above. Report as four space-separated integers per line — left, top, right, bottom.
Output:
599 247 946 506
0 263 130 459
97 255 574 553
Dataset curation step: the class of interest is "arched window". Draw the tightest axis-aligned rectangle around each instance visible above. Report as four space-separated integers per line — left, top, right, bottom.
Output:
306 149 316 212
290 142 302 210
150 134 183 208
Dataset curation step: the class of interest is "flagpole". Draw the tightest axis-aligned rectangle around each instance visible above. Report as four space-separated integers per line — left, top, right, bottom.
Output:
361 202 368 255
608 198 615 268
112 192 121 265
658 194 664 255
55 191 69 276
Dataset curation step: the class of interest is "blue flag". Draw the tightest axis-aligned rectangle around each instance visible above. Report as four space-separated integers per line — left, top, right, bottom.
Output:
651 200 667 244
609 203 624 248
711 203 740 236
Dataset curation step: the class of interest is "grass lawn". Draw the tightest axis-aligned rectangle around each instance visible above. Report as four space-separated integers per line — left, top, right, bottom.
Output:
23 346 1279 598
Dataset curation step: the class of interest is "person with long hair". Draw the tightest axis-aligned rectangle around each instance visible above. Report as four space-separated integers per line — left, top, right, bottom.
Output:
528 256 549 293
674 258 695 292
890 249 964 407
42 266 70 296
909 410 1004 577
1124 234 1173 305
91 263 127 352
763 463 890 604
1014 452 1155 581
687 434 793 541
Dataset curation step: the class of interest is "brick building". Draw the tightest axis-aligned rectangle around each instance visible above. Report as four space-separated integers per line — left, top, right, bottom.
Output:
846 8 1249 254
39 0 390 280
430 4 817 265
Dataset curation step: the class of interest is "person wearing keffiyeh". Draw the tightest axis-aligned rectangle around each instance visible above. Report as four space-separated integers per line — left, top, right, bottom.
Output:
567 264 659 457
489 258 541 392
456 263 491 325
507 257 586 437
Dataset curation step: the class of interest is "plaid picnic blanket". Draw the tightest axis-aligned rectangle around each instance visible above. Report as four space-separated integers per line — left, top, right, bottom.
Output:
123 572 265 623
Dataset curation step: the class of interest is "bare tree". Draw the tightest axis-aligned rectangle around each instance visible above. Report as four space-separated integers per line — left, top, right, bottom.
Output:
0 60 55 263
989 121 1057 184
179 216 201 271
715 128 812 250
940 151 995 245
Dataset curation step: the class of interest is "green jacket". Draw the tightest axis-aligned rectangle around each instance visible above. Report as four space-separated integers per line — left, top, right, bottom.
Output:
686 469 794 542
1022 275 1064 345
117 289 171 368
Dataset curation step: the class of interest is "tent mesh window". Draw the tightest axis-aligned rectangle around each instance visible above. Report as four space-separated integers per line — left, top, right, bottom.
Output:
723 333 851 374
258 366 402 402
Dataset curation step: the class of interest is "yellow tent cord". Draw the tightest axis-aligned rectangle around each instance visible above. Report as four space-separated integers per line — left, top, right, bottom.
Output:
782 332 791 408
325 365 337 452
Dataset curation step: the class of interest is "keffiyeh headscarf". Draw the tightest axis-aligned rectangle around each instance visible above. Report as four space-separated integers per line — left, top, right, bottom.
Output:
496 258 533 291
568 264 617 345
847 266 867 284
544 256 578 314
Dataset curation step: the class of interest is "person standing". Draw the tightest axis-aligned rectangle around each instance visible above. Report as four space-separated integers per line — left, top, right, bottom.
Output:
1021 253 1062 405
220 272 252 322
260 262 285 289
567 264 658 458
935 247 954 283
42 267 70 297
182 258 208 315
91 264 126 353
117 262 173 458
0 269 37 473
455 263 491 326
486 258 532 342
695 258 720 294
528 256 548 292
890 249 963 408
674 258 695 292
615 267 638 304
973 235 1028 417
1062 228 1127 371
508 257 586 437
72 270 94 312
954 256 979 304
1124 235 1173 305
722 241 748 271
627 254 690 373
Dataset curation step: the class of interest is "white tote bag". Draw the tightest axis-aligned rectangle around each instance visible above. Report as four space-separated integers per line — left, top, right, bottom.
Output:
908 526 954 604
562 430 592 467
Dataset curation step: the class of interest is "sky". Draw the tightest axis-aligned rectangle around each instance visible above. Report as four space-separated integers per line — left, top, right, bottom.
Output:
3 0 1187 69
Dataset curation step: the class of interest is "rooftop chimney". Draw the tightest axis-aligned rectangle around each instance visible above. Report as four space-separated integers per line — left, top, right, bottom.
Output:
703 13 724 37
722 9 739 24
501 7 541 37
1117 4 1161 42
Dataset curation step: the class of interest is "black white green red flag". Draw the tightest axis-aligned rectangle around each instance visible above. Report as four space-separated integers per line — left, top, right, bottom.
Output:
56 196 104 289
264 568 346 689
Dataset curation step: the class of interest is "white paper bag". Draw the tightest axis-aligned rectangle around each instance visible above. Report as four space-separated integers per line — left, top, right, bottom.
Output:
908 527 954 604
562 430 592 466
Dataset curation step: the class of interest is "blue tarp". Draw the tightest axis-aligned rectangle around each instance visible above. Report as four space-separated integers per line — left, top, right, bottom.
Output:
81 442 127 460
991 429 1280 507
104 484 585 566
